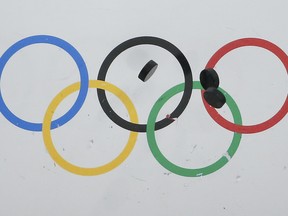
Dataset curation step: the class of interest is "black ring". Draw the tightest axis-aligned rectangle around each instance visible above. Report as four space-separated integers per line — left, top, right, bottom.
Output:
97 36 193 132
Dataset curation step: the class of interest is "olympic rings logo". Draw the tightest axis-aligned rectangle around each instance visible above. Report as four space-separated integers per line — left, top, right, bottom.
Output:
0 35 287 177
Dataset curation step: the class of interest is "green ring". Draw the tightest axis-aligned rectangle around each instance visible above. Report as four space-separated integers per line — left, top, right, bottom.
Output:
146 81 242 177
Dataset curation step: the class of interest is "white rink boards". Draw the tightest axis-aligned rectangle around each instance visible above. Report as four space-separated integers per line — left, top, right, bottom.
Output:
0 1 287 215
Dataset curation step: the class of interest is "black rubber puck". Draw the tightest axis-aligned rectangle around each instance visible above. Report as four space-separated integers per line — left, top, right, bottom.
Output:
203 87 226 109
138 60 158 82
200 68 219 89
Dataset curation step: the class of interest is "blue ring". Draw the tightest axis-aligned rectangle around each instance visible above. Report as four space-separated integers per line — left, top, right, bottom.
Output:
0 35 89 131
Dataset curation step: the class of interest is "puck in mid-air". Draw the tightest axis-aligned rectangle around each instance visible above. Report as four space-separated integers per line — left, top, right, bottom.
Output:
200 68 220 90
203 87 226 109
138 60 158 82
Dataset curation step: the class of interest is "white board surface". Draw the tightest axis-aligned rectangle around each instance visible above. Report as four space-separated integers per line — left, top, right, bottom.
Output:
0 0 287 215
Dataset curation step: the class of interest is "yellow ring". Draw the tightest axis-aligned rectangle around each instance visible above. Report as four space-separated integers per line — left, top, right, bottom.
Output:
42 80 139 176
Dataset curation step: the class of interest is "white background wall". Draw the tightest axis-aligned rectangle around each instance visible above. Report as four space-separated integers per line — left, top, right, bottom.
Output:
0 0 287 215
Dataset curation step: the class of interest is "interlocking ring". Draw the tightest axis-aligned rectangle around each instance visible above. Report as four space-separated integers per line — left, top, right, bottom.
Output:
42 80 138 176
0 35 286 177
147 81 242 177
0 35 89 131
203 38 288 134
97 36 193 132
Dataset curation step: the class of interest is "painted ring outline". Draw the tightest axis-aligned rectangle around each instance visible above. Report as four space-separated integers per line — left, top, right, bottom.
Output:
42 80 138 176
97 36 193 132
147 81 242 177
0 35 89 131
203 38 288 134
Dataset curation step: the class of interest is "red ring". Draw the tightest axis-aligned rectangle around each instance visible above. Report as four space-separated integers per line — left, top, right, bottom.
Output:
202 38 288 134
